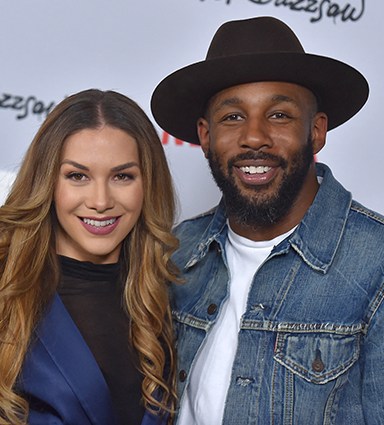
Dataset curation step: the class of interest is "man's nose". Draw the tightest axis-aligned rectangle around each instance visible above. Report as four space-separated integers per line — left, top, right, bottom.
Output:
239 118 272 151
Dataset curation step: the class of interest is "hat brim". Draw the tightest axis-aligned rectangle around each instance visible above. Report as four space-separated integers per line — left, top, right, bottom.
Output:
151 52 369 144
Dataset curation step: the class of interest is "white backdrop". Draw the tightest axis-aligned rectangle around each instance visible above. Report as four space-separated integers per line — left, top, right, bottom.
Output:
1 0 381 222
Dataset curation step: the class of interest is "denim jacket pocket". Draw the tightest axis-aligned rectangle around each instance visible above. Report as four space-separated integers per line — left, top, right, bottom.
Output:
273 331 361 384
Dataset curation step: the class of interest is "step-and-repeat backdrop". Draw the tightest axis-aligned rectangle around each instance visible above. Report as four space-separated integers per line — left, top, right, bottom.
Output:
1 0 380 222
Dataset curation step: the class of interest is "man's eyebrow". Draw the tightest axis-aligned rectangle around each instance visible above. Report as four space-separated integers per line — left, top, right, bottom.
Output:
271 94 298 105
212 94 298 111
60 160 139 172
211 96 242 113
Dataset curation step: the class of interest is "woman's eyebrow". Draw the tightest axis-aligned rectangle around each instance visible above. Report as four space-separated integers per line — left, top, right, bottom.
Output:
111 162 140 172
60 160 139 172
60 160 89 171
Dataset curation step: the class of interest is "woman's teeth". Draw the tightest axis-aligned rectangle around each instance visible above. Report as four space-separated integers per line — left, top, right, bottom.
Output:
82 218 116 227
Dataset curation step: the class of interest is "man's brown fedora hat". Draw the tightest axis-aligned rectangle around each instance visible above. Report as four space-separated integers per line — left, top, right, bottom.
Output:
151 16 369 145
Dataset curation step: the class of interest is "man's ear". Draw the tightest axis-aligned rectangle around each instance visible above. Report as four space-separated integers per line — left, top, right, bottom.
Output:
197 117 210 158
311 112 328 155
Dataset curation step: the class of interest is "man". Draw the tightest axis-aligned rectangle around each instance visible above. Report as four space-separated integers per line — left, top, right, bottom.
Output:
151 17 384 424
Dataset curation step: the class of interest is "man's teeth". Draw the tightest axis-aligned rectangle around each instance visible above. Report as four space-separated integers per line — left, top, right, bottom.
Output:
240 165 272 174
82 218 116 227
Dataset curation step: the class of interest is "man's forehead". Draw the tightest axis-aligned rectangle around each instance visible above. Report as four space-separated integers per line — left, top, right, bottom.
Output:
207 81 317 111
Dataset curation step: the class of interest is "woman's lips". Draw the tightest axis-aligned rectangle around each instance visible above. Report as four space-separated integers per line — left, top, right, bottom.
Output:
79 216 120 235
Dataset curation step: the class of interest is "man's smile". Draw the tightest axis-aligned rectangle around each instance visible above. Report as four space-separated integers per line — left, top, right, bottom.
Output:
239 165 272 174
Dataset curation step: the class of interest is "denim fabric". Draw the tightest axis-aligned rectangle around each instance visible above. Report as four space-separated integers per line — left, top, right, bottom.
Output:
171 163 384 425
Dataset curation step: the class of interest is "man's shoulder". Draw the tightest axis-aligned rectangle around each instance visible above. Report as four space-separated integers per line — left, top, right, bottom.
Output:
172 205 224 269
174 206 218 240
346 200 384 253
350 200 384 226
318 163 384 237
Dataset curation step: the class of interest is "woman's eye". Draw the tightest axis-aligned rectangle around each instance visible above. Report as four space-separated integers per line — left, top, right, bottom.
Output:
66 172 87 181
114 173 134 181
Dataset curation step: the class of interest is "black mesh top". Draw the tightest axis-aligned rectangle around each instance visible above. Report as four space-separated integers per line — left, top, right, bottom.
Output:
58 255 145 425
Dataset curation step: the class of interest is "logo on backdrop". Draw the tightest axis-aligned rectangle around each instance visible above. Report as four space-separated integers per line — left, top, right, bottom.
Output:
0 92 196 147
199 0 365 23
0 92 55 121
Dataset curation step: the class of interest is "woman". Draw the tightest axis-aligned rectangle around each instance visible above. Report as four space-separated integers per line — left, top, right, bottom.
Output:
0 89 178 425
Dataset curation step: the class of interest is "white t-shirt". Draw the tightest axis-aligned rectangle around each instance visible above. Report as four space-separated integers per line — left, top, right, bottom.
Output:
178 224 293 425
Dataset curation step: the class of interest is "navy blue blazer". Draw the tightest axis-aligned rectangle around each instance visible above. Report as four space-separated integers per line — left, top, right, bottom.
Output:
17 294 167 425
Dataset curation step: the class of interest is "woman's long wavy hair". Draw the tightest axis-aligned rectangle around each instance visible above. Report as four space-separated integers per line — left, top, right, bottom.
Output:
0 89 179 424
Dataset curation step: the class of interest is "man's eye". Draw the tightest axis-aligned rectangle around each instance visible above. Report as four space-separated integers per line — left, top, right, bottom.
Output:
271 112 289 119
223 113 242 121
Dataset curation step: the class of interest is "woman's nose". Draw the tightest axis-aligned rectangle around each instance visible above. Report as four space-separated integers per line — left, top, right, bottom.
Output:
85 182 114 213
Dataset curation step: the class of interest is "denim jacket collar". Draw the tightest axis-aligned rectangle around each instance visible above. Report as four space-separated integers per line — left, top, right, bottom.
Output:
184 163 352 274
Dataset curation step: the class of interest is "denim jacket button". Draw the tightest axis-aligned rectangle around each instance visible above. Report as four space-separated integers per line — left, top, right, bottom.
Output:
312 358 325 372
312 348 325 372
207 303 218 315
179 370 187 382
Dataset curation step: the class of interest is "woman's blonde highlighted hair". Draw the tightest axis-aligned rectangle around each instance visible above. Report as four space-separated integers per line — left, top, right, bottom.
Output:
0 89 178 424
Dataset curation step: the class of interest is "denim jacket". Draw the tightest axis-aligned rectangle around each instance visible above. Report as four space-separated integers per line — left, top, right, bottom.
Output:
171 163 384 425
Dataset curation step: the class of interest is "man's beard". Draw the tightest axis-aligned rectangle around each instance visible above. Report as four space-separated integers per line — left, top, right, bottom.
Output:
207 139 314 228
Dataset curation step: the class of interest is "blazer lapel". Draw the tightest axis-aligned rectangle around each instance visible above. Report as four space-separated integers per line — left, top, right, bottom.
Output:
35 293 117 424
